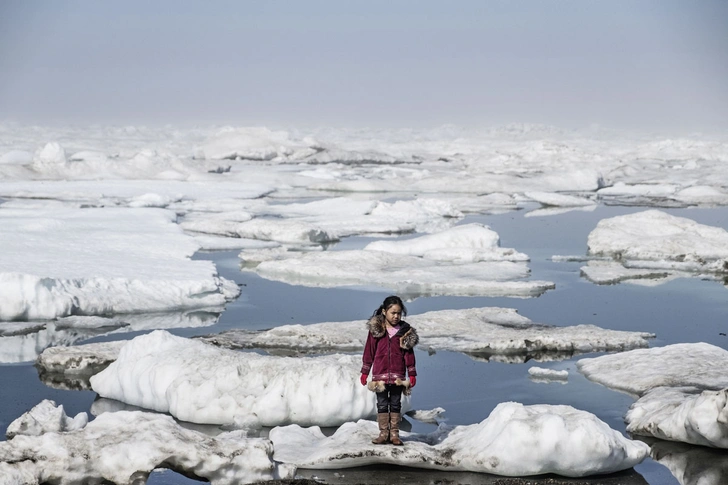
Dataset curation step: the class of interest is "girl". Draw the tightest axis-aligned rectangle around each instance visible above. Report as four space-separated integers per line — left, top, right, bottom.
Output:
360 295 419 445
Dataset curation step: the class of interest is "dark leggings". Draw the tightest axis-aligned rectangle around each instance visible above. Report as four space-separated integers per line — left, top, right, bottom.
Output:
376 384 404 413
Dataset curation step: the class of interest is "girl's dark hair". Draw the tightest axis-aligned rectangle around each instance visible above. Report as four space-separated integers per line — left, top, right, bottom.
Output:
372 295 407 317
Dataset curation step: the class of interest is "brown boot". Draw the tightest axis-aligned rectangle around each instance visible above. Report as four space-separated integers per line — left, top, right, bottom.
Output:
389 412 403 446
371 413 390 444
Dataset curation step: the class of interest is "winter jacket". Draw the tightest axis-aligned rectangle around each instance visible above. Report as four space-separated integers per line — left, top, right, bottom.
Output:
361 315 418 384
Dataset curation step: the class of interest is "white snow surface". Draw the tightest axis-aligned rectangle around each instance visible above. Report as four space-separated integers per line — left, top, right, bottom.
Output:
0 403 294 485
269 402 648 477
90 330 403 426
577 342 728 397
587 210 728 266
198 307 653 358
364 223 528 262
0 207 239 321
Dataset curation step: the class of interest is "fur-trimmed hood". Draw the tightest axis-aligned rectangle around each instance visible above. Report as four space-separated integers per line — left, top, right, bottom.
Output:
366 315 419 350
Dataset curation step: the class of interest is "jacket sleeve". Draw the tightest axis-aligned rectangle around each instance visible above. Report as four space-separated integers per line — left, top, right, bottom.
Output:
361 332 376 375
405 348 417 377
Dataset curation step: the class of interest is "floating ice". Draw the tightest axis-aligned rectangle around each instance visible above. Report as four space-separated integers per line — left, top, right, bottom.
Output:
6 400 87 439
270 402 648 477
364 223 527 263
0 403 294 485
524 191 596 207
626 387 728 448
587 210 728 270
0 207 239 321
183 197 462 245
90 330 400 426
577 342 728 397
578 343 728 448
198 307 653 359
528 366 569 381
248 249 553 298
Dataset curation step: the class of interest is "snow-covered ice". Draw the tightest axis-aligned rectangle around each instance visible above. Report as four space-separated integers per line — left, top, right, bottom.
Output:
269 402 648 477
364 223 528 263
198 306 654 359
0 401 294 485
587 210 728 271
90 330 404 426
0 207 239 321
577 342 728 397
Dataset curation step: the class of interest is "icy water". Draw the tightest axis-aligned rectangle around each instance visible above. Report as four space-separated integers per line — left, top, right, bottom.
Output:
2 204 728 484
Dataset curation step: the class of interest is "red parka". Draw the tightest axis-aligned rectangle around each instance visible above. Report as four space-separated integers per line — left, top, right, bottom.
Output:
361 315 418 384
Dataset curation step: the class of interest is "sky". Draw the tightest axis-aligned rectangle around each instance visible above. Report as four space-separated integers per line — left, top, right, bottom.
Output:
1 0 727 131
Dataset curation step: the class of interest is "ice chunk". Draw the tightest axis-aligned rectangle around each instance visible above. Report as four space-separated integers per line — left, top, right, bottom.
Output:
626 387 728 448
90 330 399 426
587 210 728 267
528 366 569 381
270 402 648 477
0 406 294 485
365 223 528 262
6 399 88 439
247 249 554 298
577 342 728 397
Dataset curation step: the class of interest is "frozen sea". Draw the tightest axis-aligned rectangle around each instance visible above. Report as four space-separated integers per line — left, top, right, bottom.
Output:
4 204 728 484
2 123 728 484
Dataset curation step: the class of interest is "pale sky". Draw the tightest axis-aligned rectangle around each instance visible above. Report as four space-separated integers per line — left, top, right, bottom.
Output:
1 0 727 130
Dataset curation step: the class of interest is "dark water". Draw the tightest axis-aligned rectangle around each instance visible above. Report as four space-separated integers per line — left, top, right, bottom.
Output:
2 204 728 484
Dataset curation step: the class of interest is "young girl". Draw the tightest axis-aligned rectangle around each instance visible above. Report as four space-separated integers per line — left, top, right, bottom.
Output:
360 295 419 446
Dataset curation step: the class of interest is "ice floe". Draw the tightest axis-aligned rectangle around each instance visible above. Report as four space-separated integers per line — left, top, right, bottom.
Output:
587 210 728 270
0 207 239 321
269 402 648 477
0 401 294 485
364 223 528 263
578 343 728 448
89 330 401 426
241 223 555 298
197 307 653 360
528 366 569 382
577 342 728 397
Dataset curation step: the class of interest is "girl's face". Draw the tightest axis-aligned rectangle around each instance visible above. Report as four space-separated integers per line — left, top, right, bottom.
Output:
383 304 402 326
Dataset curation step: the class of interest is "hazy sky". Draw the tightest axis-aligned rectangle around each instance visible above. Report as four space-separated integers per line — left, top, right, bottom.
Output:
1 1 727 130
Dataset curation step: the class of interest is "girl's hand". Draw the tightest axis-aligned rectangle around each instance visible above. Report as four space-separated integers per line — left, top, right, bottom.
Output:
409 376 416 388
360 374 368 386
